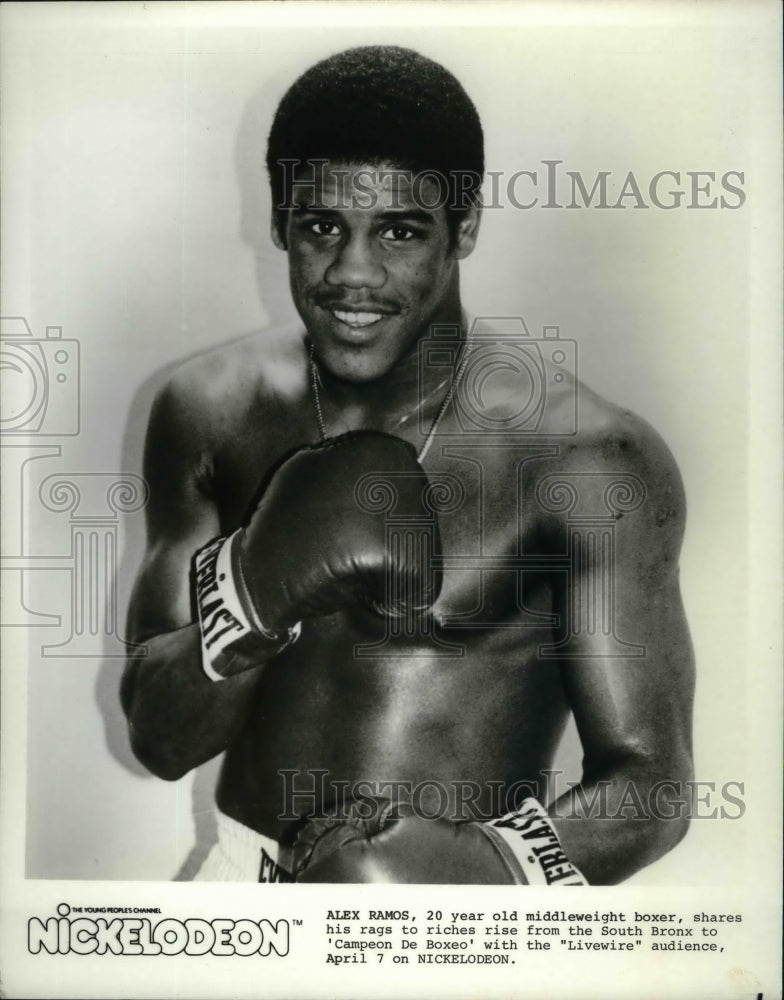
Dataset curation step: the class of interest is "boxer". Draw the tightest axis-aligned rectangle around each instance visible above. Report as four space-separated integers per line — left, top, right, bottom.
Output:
121 46 694 885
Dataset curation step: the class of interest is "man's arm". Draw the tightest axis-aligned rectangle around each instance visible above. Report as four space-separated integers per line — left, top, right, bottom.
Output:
120 373 267 781
121 385 442 784
548 418 695 884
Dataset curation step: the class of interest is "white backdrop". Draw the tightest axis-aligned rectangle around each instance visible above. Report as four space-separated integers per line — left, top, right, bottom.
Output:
1 3 774 886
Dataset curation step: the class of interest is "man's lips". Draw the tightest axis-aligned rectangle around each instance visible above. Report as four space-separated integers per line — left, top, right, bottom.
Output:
332 309 384 328
318 301 399 330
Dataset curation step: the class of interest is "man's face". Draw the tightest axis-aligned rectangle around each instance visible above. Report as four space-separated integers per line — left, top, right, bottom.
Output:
273 162 479 383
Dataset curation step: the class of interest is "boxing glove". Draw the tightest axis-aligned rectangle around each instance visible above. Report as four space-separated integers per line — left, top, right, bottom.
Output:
292 798 587 885
194 431 442 678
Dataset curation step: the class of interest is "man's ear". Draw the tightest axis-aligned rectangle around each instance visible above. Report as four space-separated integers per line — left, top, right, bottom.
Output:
271 212 287 251
453 203 481 261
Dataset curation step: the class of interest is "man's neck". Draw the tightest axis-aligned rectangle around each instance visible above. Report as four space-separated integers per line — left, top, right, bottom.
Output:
310 310 468 440
313 310 467 435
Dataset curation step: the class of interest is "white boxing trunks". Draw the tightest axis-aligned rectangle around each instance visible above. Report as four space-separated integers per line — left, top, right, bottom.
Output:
194 811 294 882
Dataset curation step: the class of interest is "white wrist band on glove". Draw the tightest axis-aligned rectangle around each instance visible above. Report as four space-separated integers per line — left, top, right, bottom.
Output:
486 798 587 886
194 530 300 682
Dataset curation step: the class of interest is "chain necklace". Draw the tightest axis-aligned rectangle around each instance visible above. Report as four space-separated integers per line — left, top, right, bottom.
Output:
309 335 474 463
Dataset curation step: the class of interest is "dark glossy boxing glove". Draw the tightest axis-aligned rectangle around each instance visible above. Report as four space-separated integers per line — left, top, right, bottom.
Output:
194 432 442 677
292 798 587 885
237 430 441 630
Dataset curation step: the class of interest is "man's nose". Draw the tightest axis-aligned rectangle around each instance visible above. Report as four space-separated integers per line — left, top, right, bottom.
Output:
324 234 386 289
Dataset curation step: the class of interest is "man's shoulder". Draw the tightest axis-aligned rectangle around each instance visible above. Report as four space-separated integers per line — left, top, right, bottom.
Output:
465 333 682 492
552 380 687 532
573 381 680 474
153 324 308 434
143 324 309 470
167 324 306 405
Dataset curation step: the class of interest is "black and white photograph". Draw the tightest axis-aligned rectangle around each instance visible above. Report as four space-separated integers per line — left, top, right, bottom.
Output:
1 2 781 998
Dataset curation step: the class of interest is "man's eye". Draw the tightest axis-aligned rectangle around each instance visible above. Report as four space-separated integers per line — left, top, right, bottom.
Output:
310 220 340 237
380 224 415 242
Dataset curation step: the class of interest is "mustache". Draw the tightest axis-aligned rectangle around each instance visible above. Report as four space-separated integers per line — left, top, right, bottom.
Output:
315 295 401 314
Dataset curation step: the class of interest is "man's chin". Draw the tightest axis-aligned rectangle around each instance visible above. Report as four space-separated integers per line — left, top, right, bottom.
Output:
307 330 411 384
316 350 396 385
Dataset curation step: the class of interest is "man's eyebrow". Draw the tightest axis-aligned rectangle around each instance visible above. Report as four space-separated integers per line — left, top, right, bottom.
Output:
377 209 436 225
291 202 340 215
291 203 436 225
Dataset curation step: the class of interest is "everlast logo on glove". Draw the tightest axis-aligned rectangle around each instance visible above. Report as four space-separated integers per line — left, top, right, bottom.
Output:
487 800 587 886
194 529 302 681
258 848 295 884
194 533 256 680
195 536 248 654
